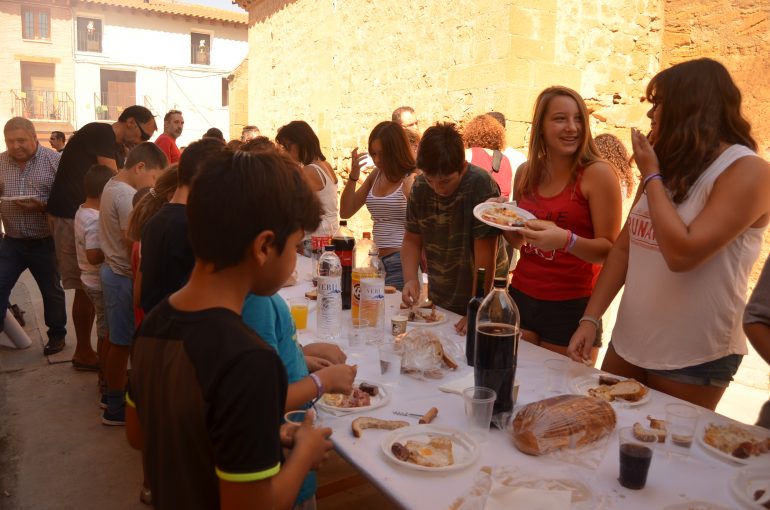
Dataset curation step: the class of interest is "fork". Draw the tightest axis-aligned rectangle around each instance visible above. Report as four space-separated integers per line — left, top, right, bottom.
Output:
393 410 422 418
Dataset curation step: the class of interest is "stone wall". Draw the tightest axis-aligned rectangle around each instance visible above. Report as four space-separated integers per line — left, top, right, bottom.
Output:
228 57 249 141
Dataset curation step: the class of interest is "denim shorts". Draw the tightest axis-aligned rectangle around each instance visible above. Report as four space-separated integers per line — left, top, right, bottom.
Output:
381 251 404 291
83 284 108 340
100 264 135 346
648 354 743 388
508 287 602 347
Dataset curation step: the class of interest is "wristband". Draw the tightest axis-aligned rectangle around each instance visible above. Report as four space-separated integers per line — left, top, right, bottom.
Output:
348 177 358 183
578 315 601 330
642 172 662 190
309 373 324 398
561 230 573 251
566 232 578 253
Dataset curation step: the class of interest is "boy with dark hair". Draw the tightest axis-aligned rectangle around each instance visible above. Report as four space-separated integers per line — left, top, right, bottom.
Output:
401 122 505 334
73 165 114 380
100 142 167 425
127 149 332 509
139 137 224 314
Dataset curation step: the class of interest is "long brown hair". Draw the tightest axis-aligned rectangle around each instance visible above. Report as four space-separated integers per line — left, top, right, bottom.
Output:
646 58 756 204
368 121 415 183
517 86 602 198
126 165 178 242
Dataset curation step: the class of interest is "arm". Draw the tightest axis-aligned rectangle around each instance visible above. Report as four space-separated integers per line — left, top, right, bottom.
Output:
133 267 143 310
743 259 770 365
745 322 770 366
302 342 346 364
631 129 770 272
95 156 118 173
339 149 373 218
401 231 423 306
566 224 631 362
86 248 104 265
284 364 356 412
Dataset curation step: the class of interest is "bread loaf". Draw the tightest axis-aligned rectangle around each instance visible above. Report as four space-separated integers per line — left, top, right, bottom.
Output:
511 395 616 456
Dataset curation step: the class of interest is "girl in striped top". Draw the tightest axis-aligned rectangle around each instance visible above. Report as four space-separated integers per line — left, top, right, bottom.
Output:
340 121 416 290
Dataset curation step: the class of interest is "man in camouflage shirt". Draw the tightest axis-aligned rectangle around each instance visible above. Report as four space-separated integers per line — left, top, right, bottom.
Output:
401 122 506 334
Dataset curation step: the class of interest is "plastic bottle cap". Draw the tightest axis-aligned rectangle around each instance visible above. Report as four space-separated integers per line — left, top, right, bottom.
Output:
493 277 507 288
324 245 335 251
340 220 347 226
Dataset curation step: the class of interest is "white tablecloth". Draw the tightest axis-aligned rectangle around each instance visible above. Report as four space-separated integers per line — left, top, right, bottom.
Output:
280 256 755 510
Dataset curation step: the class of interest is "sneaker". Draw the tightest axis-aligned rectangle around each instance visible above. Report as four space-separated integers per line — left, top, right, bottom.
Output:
43 337 66 356
99 394 108 410
102 406 125 426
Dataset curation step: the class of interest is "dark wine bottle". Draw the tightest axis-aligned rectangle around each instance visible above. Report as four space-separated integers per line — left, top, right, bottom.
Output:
465 268 486 366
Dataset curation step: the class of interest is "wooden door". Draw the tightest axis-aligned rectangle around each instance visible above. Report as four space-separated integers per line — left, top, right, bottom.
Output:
100 69 136 120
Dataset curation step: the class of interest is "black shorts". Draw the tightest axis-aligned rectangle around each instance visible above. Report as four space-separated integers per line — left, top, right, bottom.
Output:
508 287 602 348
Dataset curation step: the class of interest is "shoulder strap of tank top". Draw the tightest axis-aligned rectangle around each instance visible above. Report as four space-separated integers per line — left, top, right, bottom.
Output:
309 163 328 186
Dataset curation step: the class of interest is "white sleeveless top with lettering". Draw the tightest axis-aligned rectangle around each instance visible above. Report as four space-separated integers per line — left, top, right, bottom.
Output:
308 163 339 238
612 144 764 369
365 170 407 250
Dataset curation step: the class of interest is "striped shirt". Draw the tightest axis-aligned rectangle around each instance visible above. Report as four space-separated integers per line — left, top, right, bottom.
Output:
0 144 59 239
366 171 407 249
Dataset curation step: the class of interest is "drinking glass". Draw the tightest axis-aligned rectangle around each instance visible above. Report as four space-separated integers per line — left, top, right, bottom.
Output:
462 386 497 442
289 297 309 330
665 403 699 451
618 426 654 490
378 341 402 385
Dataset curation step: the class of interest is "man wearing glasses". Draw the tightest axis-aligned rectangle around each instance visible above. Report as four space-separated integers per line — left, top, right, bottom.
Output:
46 105 156 365
155 110 184 164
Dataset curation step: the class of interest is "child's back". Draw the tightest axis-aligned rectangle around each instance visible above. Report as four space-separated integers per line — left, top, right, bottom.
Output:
74 205 101 289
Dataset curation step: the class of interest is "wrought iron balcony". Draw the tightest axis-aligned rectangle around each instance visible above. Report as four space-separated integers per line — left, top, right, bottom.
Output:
12 89 74 123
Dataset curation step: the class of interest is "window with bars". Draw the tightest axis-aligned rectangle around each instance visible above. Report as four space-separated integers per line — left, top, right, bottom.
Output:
76 17 102 52
191 33 210 65
22 6 50 41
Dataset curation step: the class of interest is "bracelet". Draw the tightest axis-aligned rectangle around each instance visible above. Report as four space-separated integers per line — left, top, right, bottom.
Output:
642 172 662 190
348 177 358 183
562 230 573 251
309 373 324 398
566 232 578 253
578 315 601 330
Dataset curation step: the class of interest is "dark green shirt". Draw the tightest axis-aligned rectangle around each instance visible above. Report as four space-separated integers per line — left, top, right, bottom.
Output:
406 165 507 314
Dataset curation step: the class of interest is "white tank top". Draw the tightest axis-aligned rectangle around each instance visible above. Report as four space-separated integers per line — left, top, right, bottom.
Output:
612 145 765 369
366 171 407 249
308 163 339 238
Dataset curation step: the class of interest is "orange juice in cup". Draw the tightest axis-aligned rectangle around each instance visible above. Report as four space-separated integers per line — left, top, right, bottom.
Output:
289 297 309 330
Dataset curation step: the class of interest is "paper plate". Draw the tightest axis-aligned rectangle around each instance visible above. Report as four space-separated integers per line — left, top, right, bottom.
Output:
473 202 535 231
697 420 770 467
316 380 390 416
729 466 770 509
0 195 35 202
568 373 651 407
406 311 448 327
381 425 480 472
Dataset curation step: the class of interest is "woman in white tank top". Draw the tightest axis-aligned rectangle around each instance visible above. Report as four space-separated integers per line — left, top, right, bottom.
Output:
276 121 339 249
567 58 770 410
339 121 416 289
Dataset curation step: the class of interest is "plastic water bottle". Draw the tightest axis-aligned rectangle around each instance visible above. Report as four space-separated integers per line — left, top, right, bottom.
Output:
317 245 342 341
359 243 386 339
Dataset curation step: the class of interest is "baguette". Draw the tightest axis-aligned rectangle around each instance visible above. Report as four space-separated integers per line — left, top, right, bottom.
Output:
633 422 666 443
351 417 409 438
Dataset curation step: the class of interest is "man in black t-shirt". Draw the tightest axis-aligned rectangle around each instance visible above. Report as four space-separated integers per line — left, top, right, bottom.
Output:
126 149 332 509
46 105 156 365
139 138 223 314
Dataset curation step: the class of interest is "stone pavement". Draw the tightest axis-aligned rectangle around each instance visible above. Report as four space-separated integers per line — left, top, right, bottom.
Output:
0 270 767 509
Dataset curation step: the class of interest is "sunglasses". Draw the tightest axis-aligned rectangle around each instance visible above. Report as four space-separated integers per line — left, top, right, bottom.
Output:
137 122 152 142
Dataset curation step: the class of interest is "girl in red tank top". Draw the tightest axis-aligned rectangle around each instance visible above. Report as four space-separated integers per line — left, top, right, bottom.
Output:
501 86 622 363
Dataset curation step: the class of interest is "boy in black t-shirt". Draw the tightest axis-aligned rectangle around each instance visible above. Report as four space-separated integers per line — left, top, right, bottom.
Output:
139 138 224 314
126 150 332 509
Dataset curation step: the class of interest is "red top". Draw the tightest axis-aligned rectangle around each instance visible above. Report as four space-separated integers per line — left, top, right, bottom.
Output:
510 168 598 300
155 133 180 164
470 147 512 199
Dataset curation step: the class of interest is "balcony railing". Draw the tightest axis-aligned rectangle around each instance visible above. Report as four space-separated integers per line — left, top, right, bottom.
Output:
12 89 74 123
94 91 136 121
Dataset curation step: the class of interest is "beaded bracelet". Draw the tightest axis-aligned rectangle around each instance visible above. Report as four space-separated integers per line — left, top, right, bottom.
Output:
562 230 573 251
578 315 601 330
642 172 662 190
309 373 324 398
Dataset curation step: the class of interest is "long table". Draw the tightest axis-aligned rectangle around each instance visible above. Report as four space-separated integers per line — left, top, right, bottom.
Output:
280 256 760 509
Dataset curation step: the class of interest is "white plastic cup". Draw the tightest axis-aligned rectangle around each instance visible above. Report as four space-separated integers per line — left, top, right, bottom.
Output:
378 342 402 385
544 358 568 393
462 386 497 442
665 403 699 450
348 318 370 348
0 310 31 349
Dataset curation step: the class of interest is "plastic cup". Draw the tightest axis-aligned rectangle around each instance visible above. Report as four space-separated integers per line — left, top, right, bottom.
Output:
284 409 321 428
378 341 402 385
462 386 497 442
618 426 654 490
391 315 407 336
665 403 699 450
348 318 370 347
289 297 309 330
544 358 568 393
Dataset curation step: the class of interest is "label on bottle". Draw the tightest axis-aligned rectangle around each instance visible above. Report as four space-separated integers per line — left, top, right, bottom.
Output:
317 276 341 296
359 278 385 326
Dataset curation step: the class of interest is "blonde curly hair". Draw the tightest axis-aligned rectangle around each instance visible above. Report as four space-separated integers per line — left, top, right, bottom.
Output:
461 114 505 150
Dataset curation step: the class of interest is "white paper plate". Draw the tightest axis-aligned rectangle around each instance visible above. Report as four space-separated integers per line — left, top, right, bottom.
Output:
568 374 651 407
697 421 770 466
730 466 770 509
473 202 535 231
316 380 389 415
0 195 35 202
381 425 480 472
406 311 448 327
663 502 735 510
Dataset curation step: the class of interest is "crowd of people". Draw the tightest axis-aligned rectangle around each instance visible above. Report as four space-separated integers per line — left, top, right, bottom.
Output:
0 56 769 509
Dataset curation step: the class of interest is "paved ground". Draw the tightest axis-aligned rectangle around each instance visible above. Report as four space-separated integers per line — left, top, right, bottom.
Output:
0 270 767 509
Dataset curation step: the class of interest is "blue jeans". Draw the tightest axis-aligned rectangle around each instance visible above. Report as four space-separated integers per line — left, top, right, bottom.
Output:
381 251 404 291
0 237 66 340
100 264 135 346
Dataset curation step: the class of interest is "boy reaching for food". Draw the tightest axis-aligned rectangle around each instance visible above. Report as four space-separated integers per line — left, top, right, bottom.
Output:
126 149 333 509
